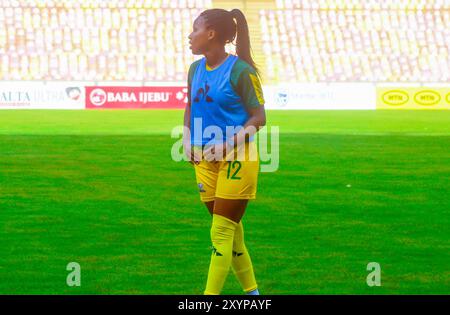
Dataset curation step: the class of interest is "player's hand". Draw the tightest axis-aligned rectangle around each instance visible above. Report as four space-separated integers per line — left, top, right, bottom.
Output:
183 141 201 165
203 142 232 162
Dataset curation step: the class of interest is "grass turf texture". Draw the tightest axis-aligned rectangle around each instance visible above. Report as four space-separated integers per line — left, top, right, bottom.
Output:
0 110 449 294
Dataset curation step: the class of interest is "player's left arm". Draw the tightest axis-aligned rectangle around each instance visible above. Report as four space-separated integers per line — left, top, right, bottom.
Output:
232 68 266 147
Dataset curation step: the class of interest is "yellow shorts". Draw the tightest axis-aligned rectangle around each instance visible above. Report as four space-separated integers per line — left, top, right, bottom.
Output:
193 142 259 202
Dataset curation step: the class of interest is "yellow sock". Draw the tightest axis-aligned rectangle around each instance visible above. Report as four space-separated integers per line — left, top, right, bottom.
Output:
204 214 237 295
231 221 258 293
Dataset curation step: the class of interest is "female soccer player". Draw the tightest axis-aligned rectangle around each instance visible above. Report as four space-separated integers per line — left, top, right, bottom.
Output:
183 8 266 295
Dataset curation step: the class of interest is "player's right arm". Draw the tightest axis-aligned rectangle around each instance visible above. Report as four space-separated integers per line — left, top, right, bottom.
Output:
183 60 201 164
183 70 193 163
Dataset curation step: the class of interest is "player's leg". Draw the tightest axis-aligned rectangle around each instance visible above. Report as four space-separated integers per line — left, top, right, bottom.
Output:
213 198 247 222
213 199 259 295
193 160 223 294
204 198 245 295
231 219 259 295
204 201 214 215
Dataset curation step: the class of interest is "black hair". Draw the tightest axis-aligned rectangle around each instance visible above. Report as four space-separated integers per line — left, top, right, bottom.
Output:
199 8 260 77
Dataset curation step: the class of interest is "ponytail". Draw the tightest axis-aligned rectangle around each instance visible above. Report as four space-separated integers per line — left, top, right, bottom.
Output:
200 8 261 78
230 9 261 78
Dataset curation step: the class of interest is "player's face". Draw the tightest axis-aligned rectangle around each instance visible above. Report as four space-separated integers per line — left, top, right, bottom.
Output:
188 17 213 55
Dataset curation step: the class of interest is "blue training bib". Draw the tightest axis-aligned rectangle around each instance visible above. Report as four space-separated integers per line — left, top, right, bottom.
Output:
190 55 250 146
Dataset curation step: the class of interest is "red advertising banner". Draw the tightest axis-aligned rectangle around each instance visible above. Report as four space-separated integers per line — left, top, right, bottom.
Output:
85 86 188 109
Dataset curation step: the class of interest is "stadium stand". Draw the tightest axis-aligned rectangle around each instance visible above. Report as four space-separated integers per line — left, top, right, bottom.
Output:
261 0 450 82
0 0 448 83
0 0 212 81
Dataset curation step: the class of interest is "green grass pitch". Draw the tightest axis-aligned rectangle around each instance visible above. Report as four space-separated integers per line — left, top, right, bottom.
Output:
0 110 449 294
